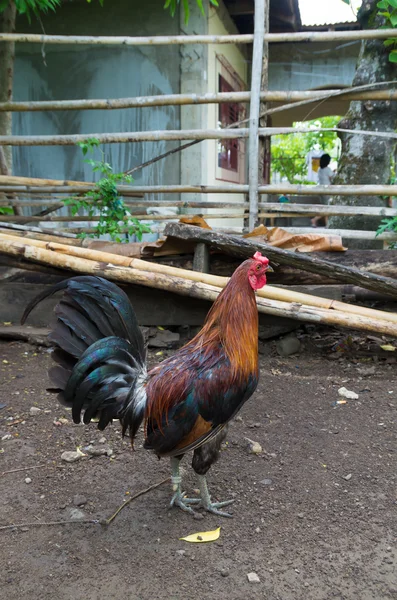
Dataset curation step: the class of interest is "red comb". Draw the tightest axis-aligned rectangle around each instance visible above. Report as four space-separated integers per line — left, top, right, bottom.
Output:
253 251 269 265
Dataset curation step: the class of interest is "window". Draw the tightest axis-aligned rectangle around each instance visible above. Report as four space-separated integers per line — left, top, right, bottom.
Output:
216 55 246 184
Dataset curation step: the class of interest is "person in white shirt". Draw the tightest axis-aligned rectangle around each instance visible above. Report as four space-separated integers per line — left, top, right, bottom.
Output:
311 153 336 227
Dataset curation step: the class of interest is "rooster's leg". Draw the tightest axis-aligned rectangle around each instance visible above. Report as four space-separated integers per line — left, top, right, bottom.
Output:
192 426 234 518
169 456 200 514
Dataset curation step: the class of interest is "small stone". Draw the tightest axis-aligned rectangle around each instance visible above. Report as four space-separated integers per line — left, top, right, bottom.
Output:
269 509 280 516
338 387 359 400
84 444 112 457
29 406 41 416
276 335 301 357
176 549 186 556
73 494 87 507
297 513 304 519
2 434 12 441
58 417 69 425
260 479 273 486
247 572 260 584
234 415 243 423
304 582 310 587
25 477 32 484
193 512 204 521
344 473 352 481
255 527 261 533
61 451 83 463
98 437 107 444
68 508 86 521
245 438 262 455
220 569 229 578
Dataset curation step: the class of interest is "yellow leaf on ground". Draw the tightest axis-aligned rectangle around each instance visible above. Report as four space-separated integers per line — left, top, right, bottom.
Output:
180 527 221 543
380 345 396 352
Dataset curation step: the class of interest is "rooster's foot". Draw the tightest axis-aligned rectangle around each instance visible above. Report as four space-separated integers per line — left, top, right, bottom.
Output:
197 474 234 518
170 490 200 514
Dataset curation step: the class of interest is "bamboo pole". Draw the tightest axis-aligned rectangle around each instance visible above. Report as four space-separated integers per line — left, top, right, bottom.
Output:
0 228 83 244
0 213 246 222
1 28 397 45
1 126 397 146
1 89 397 113
0 178 396 196
1 232 396 326
248 0 265 231
1 237 394 336
0 200 395 217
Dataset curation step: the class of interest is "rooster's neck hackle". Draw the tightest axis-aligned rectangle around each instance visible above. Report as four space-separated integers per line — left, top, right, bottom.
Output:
193 261 258 378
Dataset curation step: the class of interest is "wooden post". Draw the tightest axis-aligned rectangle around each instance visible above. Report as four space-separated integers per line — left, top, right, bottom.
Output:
258 0 270 219
248 0 265 232
193 243 210 273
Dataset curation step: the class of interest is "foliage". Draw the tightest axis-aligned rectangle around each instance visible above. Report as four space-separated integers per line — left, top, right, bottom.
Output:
377 0 397 62
271 116 340 184
0 206 12 215
0 0 103 21
63 139 151 243
164 0 218 24
376 215 397 248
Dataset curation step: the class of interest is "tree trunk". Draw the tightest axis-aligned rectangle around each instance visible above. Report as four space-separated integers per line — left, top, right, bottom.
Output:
0 1 23 217
0 1 16 174
328 0 397 248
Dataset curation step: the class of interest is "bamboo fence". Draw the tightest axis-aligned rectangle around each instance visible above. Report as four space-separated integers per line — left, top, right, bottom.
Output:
0 9 396 243
0 233 395 335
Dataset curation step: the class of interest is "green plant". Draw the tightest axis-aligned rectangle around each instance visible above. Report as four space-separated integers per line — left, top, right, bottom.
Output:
64 139 151 243
271 116 341 184
376 214 397 247
376 0 397 62
0 206 12 215
0 0 103 20
164 0 218 24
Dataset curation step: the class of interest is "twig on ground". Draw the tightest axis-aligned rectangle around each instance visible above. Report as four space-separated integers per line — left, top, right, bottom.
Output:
1 464 46 476
0 519 99 531
0 477 170 531
103 477 170 526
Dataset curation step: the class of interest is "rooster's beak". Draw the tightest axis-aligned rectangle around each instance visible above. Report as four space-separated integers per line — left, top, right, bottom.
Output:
266 265 274 273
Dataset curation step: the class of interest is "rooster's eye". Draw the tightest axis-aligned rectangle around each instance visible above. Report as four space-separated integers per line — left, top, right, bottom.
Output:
256 264 261 270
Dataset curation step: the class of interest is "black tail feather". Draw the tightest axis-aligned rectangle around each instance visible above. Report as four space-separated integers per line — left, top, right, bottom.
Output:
23 276 147 437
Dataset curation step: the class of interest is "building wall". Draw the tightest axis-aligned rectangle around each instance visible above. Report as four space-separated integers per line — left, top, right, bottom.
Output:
204 1 249 229
13 0 181 216
269 40 361 126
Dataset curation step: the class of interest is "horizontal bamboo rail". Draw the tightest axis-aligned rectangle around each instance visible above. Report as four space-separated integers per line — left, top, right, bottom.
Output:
0 201 394 218
1 28 397 45
1 177 396 197
1 89 397 112
2 232 396 326
3 237 395 336
0 213 246 222
1 127 397 146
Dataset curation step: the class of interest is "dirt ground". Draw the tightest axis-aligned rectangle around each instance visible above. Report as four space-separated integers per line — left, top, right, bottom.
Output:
0 338 396 600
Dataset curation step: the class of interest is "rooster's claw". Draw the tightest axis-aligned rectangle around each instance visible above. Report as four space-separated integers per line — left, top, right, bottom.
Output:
170 491 200 514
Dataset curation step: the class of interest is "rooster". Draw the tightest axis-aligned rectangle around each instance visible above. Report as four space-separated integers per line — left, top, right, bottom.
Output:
22 251 270 517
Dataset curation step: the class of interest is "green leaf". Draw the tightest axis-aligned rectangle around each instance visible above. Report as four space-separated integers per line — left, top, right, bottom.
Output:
196 0 205 16
209 0 219 5
340 0 350 3
390 10 397 25
388 0 397 7
182 0 189 24
377 0 389 7
389 49 397 61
